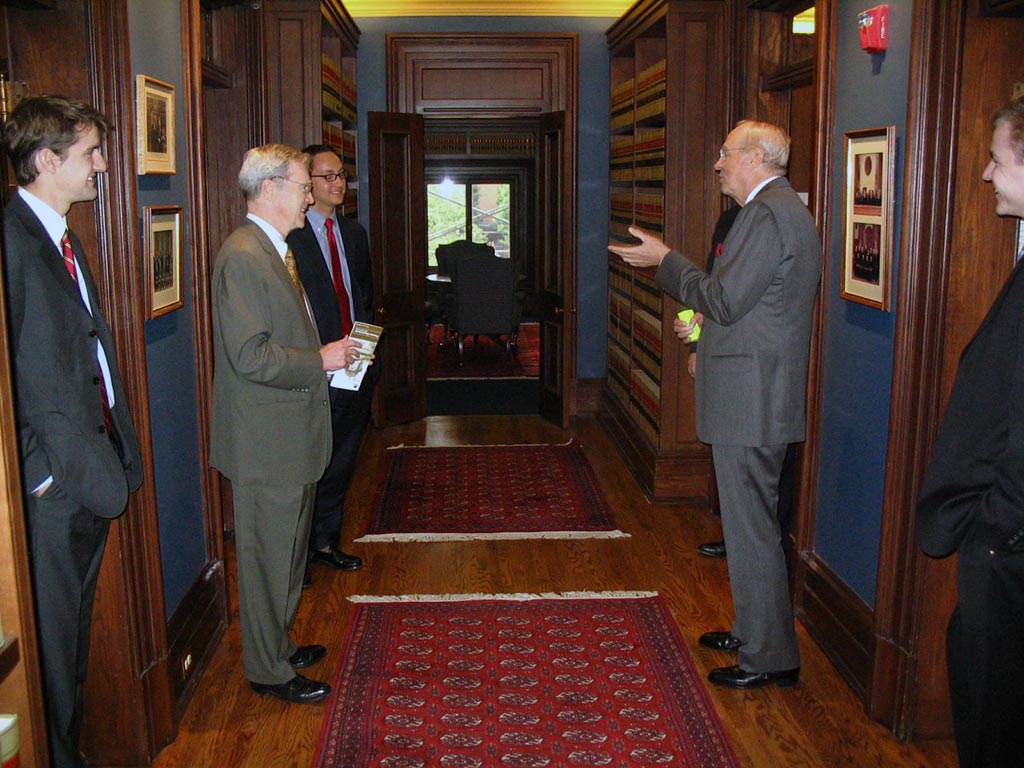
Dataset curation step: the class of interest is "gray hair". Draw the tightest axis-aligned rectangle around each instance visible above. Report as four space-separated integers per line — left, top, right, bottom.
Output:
238 143 308 201
993 97 1024 165
737 120 790 174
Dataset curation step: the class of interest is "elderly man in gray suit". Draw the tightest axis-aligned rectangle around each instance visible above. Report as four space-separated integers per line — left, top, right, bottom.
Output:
610 120 822 689
211 144 361 704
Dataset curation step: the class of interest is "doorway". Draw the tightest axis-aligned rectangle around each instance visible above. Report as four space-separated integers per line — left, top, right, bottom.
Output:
424 159 540 415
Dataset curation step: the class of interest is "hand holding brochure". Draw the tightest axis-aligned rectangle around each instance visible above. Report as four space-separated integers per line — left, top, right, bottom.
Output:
330 321 383 391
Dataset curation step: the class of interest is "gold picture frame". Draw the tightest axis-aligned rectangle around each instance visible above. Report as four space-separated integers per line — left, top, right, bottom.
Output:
143 206 183 318
136 75 175 175
840 126 896 311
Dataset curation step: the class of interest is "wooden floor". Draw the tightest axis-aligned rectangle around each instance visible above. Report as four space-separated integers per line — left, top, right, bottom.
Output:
150 415 958 767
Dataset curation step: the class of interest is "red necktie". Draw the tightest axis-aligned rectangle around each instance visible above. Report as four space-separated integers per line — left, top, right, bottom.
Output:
63 230 114 436
324 218 353 337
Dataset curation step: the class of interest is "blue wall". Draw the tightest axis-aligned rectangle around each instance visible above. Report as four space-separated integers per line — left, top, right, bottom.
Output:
354 17 613 377
128 0 208 618
813 0 912 606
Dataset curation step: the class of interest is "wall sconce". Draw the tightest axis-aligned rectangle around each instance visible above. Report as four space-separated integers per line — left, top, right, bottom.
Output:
858 5 889 53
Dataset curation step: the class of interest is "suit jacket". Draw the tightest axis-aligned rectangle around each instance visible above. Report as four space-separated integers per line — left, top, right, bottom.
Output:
210 221 331 484
2 194 142 518
287 214 380 393
657 177 822 446
917 258 1024 558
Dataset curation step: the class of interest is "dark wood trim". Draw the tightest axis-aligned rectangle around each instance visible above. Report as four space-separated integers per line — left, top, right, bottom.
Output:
82 0 176 761
796 552 875 701
574 378 604 416
165 561 227 717
322 0 359 49
869 0 965 740
201 57 234 88
605 0 668 50
183 0 229 638
598 388 712 502
761 57 813 91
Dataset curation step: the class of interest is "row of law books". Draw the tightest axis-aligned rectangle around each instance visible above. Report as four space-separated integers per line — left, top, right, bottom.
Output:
609 189 664 241
321 124 358 178
609 58 667 131
321 54 356 125
610 129 665 182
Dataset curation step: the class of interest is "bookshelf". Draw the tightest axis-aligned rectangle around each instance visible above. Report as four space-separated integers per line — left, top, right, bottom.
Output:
601 0 730 501
319 2 359 220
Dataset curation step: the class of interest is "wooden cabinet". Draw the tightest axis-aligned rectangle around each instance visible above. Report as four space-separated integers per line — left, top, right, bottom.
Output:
600 0 730 501
260 0 359 218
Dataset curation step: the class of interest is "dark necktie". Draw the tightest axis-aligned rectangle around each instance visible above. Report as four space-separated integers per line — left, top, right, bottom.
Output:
324 218 353 336
62 230 114 436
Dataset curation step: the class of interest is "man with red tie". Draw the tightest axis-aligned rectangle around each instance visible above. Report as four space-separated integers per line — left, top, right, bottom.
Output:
287 144 378 583
2 95 142 767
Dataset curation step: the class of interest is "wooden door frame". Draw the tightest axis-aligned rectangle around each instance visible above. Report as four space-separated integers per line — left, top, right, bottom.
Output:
385 32 579 417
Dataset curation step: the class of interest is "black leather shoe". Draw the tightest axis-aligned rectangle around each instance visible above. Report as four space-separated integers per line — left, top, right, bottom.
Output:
699 631 743 652
697 540 727 558
288 644 326 669
708 665 799 689
310 546 362 571
250 674 331 703
302 567 313 589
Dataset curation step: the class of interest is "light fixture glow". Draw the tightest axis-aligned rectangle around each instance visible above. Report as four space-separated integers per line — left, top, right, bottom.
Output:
792 8 815 35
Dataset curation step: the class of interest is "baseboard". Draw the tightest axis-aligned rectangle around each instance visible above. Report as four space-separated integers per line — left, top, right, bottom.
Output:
574 377 604 415
795 551 875 704
597 385 711 501
166 559 228 719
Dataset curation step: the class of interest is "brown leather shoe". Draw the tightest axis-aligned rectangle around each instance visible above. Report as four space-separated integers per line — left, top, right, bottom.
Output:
250 673 331 703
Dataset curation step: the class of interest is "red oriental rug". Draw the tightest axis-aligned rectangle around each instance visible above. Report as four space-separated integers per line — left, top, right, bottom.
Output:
312 592 741 768
355 441 627 542
427 322 540 380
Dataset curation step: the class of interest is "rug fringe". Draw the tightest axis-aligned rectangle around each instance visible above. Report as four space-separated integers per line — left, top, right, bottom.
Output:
385 437 575 451
347 590 659 603
354 529 629 543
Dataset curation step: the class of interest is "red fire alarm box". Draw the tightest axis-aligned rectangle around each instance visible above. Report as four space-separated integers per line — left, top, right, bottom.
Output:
858 5 889 53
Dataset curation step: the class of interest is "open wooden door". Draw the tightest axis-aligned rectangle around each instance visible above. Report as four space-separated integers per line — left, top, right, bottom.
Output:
537 111 575 427
368 111 427 426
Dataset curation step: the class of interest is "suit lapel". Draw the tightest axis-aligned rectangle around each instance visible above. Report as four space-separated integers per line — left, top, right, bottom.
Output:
11 196 88 309
247 222 318 336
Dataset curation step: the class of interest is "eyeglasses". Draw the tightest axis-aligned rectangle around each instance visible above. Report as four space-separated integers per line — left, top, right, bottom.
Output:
310 170 348 183
718 146 749 161
274 176 313 194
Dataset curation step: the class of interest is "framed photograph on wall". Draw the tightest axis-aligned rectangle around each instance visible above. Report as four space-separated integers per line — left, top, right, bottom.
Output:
143 206 183 318
840 126 896 310
136 75 175 174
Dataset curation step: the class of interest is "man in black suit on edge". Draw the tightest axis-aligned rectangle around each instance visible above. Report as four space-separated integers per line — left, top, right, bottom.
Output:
287 144 377 583
916 96 1024 768
2 95 143 768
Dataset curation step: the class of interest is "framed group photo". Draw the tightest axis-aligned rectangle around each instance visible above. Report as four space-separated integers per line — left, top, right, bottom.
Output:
143 206 184 319
841 126 896 310
136 75 175 175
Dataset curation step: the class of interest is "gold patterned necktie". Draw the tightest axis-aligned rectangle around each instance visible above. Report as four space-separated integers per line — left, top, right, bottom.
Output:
284 248 303 295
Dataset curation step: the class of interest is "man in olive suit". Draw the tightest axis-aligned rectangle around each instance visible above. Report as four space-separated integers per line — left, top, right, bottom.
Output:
210 143 361 704
610 120 821 690
2 95 143 768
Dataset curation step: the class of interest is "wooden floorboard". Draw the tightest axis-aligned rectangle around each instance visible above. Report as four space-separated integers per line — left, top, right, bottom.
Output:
150 414 957 767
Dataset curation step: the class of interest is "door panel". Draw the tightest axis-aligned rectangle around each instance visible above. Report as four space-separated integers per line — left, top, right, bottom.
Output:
537 111 574 427
368 112 427 426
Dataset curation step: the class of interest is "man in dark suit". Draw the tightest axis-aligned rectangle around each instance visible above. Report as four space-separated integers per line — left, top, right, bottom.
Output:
287 144 377 582
610 120 821 689
1 95 143 767
916 96 1024 768
210 143 361 704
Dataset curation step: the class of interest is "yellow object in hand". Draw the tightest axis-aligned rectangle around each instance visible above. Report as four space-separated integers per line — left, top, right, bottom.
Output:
677 309 701 341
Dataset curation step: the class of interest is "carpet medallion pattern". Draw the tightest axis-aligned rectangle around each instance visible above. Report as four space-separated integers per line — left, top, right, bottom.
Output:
313 593 740 768
356 441 627 542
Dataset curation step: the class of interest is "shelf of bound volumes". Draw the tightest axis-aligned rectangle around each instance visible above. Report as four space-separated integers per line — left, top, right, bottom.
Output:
320 45 359 220
602 0 729 502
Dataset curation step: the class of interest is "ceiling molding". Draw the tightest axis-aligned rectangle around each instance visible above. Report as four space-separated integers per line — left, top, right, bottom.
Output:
343 0 632 16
